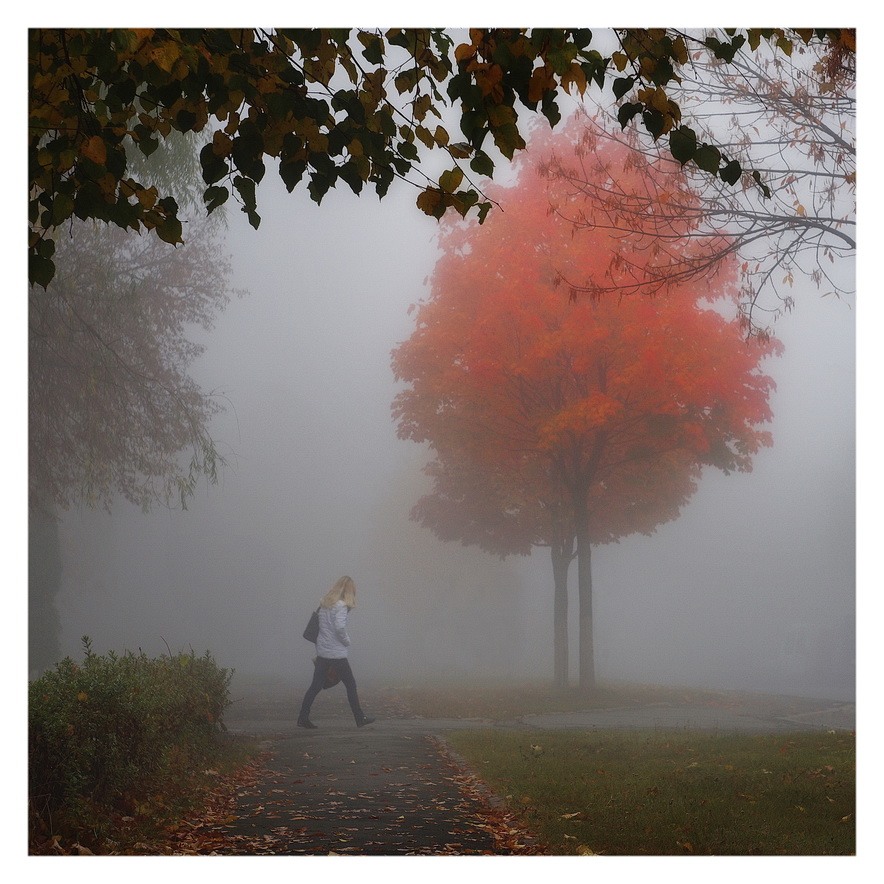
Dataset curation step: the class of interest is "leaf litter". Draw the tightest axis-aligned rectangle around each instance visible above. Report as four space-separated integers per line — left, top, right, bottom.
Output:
152 733 545 855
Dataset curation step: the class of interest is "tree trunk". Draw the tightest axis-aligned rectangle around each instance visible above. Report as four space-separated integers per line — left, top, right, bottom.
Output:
29 508 62 675
576 532 595 691
551 541 571 688
573 493 595 692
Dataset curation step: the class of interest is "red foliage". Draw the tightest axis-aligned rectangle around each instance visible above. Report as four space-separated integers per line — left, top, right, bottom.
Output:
392 114 782 555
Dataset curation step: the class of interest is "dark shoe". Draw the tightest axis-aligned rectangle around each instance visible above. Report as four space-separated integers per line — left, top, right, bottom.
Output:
297 718 317 729
356 716 375 728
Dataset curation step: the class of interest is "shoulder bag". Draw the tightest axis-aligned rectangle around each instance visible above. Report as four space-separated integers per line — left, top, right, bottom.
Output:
302 606 320 643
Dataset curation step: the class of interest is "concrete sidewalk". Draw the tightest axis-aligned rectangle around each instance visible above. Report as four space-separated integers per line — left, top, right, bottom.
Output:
213 722 534 855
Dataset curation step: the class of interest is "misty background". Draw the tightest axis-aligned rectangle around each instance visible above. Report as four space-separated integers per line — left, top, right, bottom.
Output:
45 158 857 703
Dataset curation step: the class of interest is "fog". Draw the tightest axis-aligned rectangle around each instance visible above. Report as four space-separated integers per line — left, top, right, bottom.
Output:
48 132 856 702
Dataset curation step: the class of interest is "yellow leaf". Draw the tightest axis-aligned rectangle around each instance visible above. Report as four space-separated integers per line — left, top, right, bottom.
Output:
81 135 107 166
439 168 463 193
455 41 478 64
212 129 233 157
149 42 180 73
136 186 158 210
416 188 443 216
562 62 587 95
528 65 556 103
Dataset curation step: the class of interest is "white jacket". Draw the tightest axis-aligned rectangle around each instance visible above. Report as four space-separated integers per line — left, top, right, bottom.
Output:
315 600 351 659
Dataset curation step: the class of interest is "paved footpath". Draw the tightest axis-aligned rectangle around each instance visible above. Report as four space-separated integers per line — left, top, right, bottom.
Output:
208 682 855 856
212 725 531 855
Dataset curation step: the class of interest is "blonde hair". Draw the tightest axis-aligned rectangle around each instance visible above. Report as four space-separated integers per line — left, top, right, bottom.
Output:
320 575 357 609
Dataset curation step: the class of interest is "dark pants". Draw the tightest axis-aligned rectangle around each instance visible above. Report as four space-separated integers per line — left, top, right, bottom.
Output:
299 656 364 723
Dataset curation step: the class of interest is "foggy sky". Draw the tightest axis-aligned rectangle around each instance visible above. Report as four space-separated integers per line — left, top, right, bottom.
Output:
44 114 857 701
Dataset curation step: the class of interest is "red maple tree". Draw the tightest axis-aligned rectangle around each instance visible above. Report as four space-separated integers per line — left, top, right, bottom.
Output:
392 116 782 690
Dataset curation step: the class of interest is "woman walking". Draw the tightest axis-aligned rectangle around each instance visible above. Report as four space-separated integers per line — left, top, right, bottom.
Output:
298 576 375 729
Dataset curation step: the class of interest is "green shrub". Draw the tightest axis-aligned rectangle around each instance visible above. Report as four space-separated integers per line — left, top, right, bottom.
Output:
29 637 233 849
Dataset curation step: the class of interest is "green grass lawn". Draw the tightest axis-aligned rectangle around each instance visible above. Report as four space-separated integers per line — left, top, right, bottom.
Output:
388 679 813 721
444 728 855 855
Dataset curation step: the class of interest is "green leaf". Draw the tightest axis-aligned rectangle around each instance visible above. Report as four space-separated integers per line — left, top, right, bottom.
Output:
174 107 197 131
34 236 56 260
693 144 721 174
30 254 55 289
50 193 75 226
155 215 183 245
357 31 384 65
720 159 742 185
469 152 495 177
337 160 364 195
493 123 526 160
232 175 257 212
73 185 101 221
775 36 794 56
439 167 464 193
395 68 420 95
157 196 179 216
541 92 561 128
582 53 608 89
199 143 228 185
450 188 480 219
705 35 746 63
332 89 365 124
307 171 332 204
460 105 489 147
203 185 229 213
642 109 665 141
669 126 697 165
612 76 635 99
134 125 159 157
231 122 266 182
617 102 642 129
278 157 306 193
398 140 420 162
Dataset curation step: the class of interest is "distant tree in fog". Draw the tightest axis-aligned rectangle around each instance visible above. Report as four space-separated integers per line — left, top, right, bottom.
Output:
392 116 781 690
29 134 236 514
28 134 237 672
